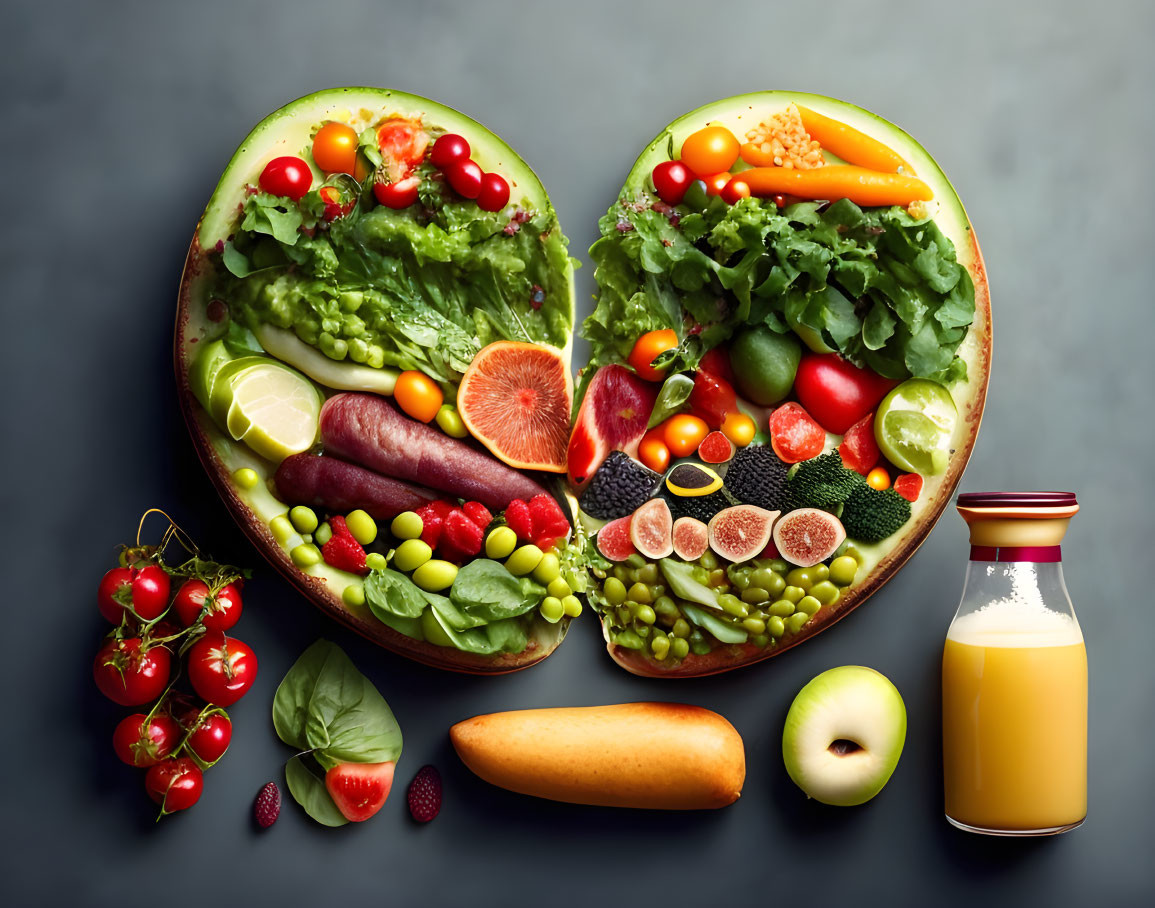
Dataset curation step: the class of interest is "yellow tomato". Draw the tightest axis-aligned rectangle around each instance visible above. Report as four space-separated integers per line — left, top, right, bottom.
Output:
662 414 710 458
638 431 671 473
394 370 444 423
628 329 678 381
680 126 740 177
312 122 359 175
721 411 757 447
866 466 891 490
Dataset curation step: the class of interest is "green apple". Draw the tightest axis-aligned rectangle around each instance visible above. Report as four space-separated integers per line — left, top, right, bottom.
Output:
782 665 906 806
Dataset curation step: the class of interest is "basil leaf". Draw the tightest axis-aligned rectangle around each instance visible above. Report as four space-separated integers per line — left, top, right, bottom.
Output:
449 559 545 623
681 603 748 645
659 559 721 610
647 373 695 429
285 755 347 827
364 568 427 619
426 606 529 655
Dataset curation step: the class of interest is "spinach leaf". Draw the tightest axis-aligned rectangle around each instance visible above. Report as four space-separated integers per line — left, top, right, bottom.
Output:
659 559 721 609
681 603 748 645
427 606 529 655
364 568 428 620
449 559 545 623
285 755 348 827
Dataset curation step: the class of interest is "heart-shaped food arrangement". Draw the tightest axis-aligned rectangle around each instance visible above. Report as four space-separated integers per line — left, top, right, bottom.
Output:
569 91 990 677
175 88 580 673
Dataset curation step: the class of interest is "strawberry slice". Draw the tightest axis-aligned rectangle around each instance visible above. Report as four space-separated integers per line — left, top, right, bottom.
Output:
416 500 455 548
462 501 493 531
505 499 534 542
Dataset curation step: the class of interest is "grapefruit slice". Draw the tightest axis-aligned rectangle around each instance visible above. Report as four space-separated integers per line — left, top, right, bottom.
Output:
458 341 573 473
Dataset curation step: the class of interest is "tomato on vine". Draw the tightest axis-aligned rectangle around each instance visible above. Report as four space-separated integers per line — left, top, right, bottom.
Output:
187 633 258 707
113 713 183 768
172 579 242 632
98 564 170 624
93 637 171 706
145 758 203 814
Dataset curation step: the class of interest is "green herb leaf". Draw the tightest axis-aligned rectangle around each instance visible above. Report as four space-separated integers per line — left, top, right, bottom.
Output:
659 559 721 609
647 373 695 428
284 755 347 827
364 568 427 619
449 559 546 623
680 603 748 645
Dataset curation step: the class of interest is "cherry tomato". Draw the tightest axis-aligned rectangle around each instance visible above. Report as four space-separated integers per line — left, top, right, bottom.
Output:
680 126 740 176
98 564 171 623
312 122 359 175
394 370 444 423
688 370 738 429
184 711 232 767
172 579 243 633
638 431 671 473
477 172 511 212
768 402 826 464
720 177 752 205
430 133 470 169
145 758 203 814
259 156 312 200
373 175 421 209
838 413 880 475
93 637 172 706
721 411 757 447
376 118 429 181
651 161 694 205
445 158 483 199
703 172 732 196
318 186 352 221
794 353 899 435
113 713 182 767
187 633 257 708
866 466 892 490
627 329 678 382
662 414 710 458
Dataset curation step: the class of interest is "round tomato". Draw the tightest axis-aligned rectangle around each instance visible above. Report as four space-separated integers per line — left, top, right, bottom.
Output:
638 430 671 473
662 414 710 458
187 634 257 707
394 370 444 422
312 122 359 175
627 329 678 381
377 117 429 181
184 711 232 767
171 579 242 632
651 161 694 205
477 172 510 212
703 172 732 196
793 353 899 435
145 758 203 814
113 713 182 768
680 126 740 176
98 564 171 624
94 637 171 706
373 175 421 209
688 370 738 429
430 133 470 169
258 156 312 200
445 158 483 199
720 177 751 205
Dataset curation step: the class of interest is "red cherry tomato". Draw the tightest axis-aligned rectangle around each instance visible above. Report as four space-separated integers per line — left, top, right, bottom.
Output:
445 158 483 199
184 711 232 767
93 637 172 706
680 126 741 177
688 370 739 429
112 713 182 767
768 402 826 464
318 185 352 221
376 118 429 181
187 633 257 707
477 172 510 211
838 413 881 475
627 329 679 381
97 564 171 623
172 579 243 632
794 353 899 435
720 177 752 205
259 156 312 200
373 175 421 209
651 161 694 205
703 172 731 196
430 133 470 169
312 122 359 175
145 758 203 814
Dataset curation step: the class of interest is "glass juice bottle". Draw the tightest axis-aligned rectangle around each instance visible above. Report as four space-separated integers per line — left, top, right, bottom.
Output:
942 492 1086 835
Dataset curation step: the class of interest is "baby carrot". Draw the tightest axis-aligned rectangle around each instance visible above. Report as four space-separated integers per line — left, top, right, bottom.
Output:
796 106 911 174
729 165 933 208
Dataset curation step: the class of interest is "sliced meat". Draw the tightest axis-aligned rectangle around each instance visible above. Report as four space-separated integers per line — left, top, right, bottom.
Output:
320 393 549 511
275 452 440 521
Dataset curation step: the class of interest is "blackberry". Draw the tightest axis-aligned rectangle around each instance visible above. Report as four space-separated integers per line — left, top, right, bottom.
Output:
724 444 795 512
579 452 660 520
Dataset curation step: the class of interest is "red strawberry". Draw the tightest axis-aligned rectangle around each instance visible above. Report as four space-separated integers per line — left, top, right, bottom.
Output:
441 509 484 562
894 473 924 502
254 781 281 829
416 500 455 548
535 536 561 553
407 765 442 823
462 501 493 531
505 499 533 541
322 516 368 575
528 494 570 540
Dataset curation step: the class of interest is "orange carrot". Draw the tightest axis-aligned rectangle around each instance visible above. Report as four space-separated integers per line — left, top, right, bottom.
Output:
729 165 932 208
795 106 911 173
739 142 778 167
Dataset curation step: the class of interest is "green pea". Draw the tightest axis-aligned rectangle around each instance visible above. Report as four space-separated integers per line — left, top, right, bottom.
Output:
766 559 787 573
829 555 858 586
767 615 786 638
626 554 646 569
345 509 377 546
270 515 296 546
617 605 633 625
635 624 652 638
765 573 787 597
613 565 631 583
339 290 363 312
797 595 822 616
691 566 710 585
233 467 259 490
751 568 777 591
787 612 811 633
348 338 369 363
342 584 366 607
391 511 424 541
412 559 458 592
435 404 469 438
628 582 653 604
562 596 583 618
671 637 690 660
540 596 564 623
603 577 627 605
782 585 805 604
809 580 840 606
485 526 517 560
741 587 769 604
394 539 433 572
654 596 678 618
366 344 386 369
650 633 670 659
635 604 657 625
752 634 770 648
290 543 321 567
699 550 719 571
548 577 572 599
615 630 645 650
768 600 796 617
672 618 691 639
506 544 544 576
811 563 829 582
786 567 814 590
631 562 655 584
533 552 561 585
742 617 766 635
729 569 752 591
365 552 387 572
591 568 607 581
719 594 748 618
844 546 863 564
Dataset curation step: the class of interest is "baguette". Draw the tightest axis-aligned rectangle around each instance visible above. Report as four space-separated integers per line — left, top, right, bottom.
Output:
450 702 745 809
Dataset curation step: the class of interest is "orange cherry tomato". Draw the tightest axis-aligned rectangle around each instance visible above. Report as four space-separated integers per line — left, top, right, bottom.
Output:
703 172 732 196
627 329 679 382
638 434 671 473
680 126 740 177
312 122 359 175
721 411 757 447
662 414 710 458
720 177 752 205
394 370 444 423
866 466 891 490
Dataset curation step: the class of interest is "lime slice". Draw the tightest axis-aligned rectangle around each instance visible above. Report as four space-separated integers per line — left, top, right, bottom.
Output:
188 339 235 412
875 379 957 475
219 363 322 462
208 355 273 426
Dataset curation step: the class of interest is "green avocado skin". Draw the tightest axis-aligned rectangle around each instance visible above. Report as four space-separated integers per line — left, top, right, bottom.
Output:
728 325 801 405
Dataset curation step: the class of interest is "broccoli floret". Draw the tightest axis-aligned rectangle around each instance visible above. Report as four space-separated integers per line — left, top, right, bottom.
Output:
840 485 912 542
787 451 866 509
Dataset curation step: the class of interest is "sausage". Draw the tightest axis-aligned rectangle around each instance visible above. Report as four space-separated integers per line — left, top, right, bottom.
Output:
320 393 549 511
450 702 745 809
274 453 440 521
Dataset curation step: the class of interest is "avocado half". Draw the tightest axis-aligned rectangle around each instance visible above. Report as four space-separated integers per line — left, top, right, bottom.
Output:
588 91 991 678
175 87 577 674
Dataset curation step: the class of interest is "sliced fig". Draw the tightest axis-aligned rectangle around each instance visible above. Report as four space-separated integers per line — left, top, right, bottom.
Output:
597 515 637 562
773 508 847 568
567 365 659 488
629 498 673 559
672 517 709 561
707 505 779 562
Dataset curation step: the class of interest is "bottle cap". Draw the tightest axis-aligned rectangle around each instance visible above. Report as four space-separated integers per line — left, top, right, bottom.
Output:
956 491 1078 549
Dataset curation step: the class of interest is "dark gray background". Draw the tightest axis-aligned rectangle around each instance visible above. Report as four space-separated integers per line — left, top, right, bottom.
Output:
3 1 1153 905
